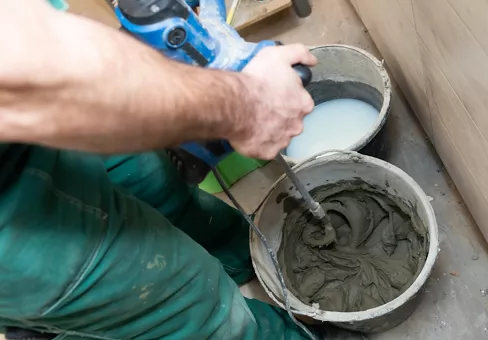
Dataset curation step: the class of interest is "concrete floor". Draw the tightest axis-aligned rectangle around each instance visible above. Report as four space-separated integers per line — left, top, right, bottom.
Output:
218 1 488 339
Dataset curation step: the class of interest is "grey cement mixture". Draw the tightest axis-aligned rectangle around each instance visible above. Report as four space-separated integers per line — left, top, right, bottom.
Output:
277 181 428 312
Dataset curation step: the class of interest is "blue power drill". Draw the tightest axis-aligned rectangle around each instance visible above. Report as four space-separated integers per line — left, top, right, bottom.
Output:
115 0 312 183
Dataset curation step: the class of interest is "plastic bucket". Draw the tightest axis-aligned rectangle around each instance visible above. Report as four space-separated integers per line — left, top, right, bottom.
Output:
250 151 439 333
282 45 392 164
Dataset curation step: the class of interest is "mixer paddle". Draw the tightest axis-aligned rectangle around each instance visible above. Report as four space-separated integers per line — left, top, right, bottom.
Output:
275 154 337 246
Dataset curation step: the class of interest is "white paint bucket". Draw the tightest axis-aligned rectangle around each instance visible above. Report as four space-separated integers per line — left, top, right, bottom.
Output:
282 45 392 165
251 151 439 333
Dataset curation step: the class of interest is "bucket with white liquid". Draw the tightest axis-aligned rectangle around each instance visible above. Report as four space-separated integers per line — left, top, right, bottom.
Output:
282 45 391 163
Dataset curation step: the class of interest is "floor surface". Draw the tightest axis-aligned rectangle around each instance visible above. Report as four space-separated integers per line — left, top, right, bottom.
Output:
219 1 488 339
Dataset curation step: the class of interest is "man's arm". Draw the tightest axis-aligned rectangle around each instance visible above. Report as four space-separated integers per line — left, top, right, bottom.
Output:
0 0 316 159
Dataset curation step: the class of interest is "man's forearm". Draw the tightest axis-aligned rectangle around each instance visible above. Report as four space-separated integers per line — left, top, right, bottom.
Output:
0 1 257 153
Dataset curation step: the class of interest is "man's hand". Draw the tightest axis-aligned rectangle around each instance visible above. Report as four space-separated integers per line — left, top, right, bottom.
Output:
230 44 317 160
0 3 316 157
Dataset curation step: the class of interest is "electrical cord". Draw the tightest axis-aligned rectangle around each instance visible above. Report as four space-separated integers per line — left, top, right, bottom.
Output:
211 168 319 340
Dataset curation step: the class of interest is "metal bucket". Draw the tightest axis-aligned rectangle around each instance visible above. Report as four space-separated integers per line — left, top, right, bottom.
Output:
250 151 439 333
282 45 392 164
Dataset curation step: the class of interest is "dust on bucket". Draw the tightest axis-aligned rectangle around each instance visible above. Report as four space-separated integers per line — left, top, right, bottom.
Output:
250 152 439 333
281 45 392 164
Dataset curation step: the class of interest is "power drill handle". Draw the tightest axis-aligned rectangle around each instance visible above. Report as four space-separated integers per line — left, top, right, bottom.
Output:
274 42 312 86
293 64 313 86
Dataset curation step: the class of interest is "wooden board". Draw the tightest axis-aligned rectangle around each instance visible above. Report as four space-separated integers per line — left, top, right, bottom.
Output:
351 0 488 244
225 0 292 31
66 0 291 32
352 0 431 136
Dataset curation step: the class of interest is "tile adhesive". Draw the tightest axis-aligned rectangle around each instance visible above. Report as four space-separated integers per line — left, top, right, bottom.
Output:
277 181 428 313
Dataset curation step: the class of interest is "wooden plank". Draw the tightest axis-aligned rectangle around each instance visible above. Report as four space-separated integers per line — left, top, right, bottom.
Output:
66 0 119 28
421 40 488 242
413 0 488 142
447 0 488 56
67 0 290 32
396 0 415 28
225 0 292 31
430 100 488 244
354 0 431 136
350 0 359 11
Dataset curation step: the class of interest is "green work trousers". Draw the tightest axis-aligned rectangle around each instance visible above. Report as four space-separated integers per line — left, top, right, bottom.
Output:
0 144 310 340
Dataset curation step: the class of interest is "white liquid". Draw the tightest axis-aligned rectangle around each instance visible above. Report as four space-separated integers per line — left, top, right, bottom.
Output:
286 98 379 160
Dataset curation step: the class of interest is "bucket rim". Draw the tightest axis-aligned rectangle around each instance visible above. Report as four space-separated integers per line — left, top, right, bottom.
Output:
251 150 439 323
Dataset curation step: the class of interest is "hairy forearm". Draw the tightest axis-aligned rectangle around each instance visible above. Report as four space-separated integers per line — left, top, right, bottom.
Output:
0 1 257 153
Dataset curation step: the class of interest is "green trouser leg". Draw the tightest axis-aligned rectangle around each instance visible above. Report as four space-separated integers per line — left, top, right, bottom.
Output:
102 153 254 285
0 144 311 340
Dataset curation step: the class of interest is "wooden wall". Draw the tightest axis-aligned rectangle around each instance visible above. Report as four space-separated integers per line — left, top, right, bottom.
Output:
351 0 488 240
